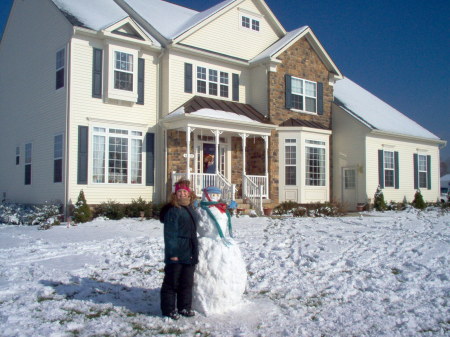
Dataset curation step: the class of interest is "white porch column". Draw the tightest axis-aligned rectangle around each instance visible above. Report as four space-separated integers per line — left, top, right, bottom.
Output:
185 127 195 180
262 135 269 177
212 129 223 175
239 133 248 175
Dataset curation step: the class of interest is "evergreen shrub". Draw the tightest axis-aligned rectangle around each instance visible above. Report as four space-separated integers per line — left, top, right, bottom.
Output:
73 190 92 223
374 186 387 211
95 200 125 220
412 190 426 210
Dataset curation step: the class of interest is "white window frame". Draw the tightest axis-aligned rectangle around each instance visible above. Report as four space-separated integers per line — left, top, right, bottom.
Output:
418 154 428 189
285 139 297 186
54 134 64 183
290 77 318 113
383 150 395 188
107 45 138 102
56 48 65 90
91 126 143 185
195 65 229 99
305 140 326 186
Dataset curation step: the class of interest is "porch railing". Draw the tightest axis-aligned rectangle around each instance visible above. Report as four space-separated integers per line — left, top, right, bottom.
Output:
242 174 263 216
171 172 236 202
246 175 269 198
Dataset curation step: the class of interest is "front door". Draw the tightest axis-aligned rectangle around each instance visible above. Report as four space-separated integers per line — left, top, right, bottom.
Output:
342 168 357 210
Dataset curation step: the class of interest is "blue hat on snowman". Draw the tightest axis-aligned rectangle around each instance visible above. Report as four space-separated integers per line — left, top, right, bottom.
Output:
203 186 221 195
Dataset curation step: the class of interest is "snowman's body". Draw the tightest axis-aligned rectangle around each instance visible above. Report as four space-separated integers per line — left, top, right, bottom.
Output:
192 197 247 316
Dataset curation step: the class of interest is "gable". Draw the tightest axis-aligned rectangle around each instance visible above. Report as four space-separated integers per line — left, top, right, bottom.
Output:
101 17 160 47
175 0 284 61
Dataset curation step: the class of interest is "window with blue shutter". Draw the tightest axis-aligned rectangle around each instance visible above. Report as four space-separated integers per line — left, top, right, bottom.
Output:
77 126 88 185
137 58 145 104
146 133 155 186
92 48 103 98
317 82 324 115
184 63 193 93
285 75 292 109
285 75 321 113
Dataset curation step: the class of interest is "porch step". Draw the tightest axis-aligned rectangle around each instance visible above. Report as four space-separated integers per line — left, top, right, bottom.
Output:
233 199 273 215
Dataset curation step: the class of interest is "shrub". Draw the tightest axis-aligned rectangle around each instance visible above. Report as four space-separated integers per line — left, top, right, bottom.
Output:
151 203 164 219
273 201 299 215
125 197 152 218
0 202 61 226
72 190 92 223
412 190 426 210
95 200 125 220
373 186 387 211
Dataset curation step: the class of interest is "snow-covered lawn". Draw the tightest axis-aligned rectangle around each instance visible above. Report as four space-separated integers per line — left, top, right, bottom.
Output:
0 209 449 336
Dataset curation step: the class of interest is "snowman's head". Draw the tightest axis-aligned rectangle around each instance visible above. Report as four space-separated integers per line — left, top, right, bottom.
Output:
203 186 222 202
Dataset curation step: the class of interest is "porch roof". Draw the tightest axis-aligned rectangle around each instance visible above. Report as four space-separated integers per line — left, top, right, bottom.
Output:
160 96 276 135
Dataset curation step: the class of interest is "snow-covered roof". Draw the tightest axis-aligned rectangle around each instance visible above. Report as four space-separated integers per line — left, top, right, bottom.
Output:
334 77 439 140
167 107 256 123
52 0 128 31
251 26 308 64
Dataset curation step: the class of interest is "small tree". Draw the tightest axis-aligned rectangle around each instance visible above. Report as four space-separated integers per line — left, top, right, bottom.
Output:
412 190 426 210
374 186 387 211
73 190 92 223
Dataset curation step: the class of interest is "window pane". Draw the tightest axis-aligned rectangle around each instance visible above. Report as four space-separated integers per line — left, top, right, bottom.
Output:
197 80 206 93
285 166 296 185
252 19 260 31
220 85 229 97
285 145 296 165
25 143 32 164
56 68 64 89
344 170 356 189
54 135 63 159
242 16 250 28
54 158 62 183
197 67 206 80
108 137 128 183
292 94 303 110
384 151 394 169
305 81 316 97
209 69 218 82
419 172 427 188
114 71 133 91
56 49 65 69
291 78 303 94
418 155 427 171
131 139 142 184
305 97 316 112
305 147 325 186
385 170 394 187
93 135 106 183
220 72 228 84
209 82 217 96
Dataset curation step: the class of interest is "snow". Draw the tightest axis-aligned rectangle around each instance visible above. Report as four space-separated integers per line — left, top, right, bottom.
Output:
52 0 128 31
334 77 440 140
165 106 256 123
1 210 449 336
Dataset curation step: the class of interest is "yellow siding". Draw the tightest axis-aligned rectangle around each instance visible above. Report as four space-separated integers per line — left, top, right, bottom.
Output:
67 36 159 204
0 0 72 204
179 0 281 61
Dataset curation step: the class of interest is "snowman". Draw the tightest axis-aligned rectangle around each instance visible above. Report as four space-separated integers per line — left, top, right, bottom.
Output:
192 186 247 316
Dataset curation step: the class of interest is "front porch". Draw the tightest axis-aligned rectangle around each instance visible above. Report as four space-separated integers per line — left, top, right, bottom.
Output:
160 96 276 214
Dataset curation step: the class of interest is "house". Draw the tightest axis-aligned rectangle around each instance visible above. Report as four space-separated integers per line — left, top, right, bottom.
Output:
332 78 446 208
0 0 445 215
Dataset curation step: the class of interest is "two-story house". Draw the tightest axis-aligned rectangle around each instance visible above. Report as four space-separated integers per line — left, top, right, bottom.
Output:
0 0 445 215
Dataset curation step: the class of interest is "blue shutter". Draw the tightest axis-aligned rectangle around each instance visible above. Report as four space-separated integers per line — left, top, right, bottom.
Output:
394 151 399 189
77 126 88 185
184 63 193 93
232 73 239 101
427 155 431 190
92 48 102 98
378 150 384 188
413 154 418 189
146 133 155 186
317 82 324 115
285 75 292 109
137 58 145 105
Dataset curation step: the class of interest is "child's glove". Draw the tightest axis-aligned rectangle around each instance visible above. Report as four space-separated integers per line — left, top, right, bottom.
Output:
228 200 238 209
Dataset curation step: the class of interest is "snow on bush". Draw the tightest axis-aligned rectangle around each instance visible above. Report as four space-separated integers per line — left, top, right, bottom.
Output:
0 202 61 226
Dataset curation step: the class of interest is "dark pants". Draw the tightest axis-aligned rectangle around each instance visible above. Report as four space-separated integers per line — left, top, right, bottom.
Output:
160 263 195 315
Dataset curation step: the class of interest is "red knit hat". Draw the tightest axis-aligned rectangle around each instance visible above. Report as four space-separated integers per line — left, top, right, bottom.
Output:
175 182 191 193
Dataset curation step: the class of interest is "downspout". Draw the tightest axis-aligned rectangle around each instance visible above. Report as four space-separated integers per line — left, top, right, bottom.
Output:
157 49 167 201
64 37 72 221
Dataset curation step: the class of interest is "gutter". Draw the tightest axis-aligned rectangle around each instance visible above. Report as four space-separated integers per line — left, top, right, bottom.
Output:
64 37 72 221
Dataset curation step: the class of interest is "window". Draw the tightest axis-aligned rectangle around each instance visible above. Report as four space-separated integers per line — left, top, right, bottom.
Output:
56 48 65 89
54 135 63 183
241 15 260 31
305 146 325 186
344 169 356 189
290 77 317 112
25 143 32 185
418 155 428 188
383 151 395 187
114 51 133 91
16 147 19 165
196 66 229 98
285 139 296 185
92 127 143 184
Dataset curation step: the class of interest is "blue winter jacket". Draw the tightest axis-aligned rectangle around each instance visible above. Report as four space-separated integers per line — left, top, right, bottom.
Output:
162 205 199 265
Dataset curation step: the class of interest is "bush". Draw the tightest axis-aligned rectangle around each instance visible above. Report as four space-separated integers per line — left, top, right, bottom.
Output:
125 197 152 218
273 201 299 215
0 202 61 226
151 203 164 219
95 200 125 220
374 186 387 211
72 190 92 223
412 190 426 210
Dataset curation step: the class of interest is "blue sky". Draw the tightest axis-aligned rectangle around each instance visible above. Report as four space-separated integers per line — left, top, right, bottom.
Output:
1 0 449 160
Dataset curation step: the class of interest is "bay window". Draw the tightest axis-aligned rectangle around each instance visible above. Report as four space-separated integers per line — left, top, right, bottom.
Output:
285 139 296 185
305 140 326 186
92 127 142 184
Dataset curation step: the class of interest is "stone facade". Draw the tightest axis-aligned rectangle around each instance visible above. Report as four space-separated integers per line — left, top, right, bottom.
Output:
267 37 334 203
